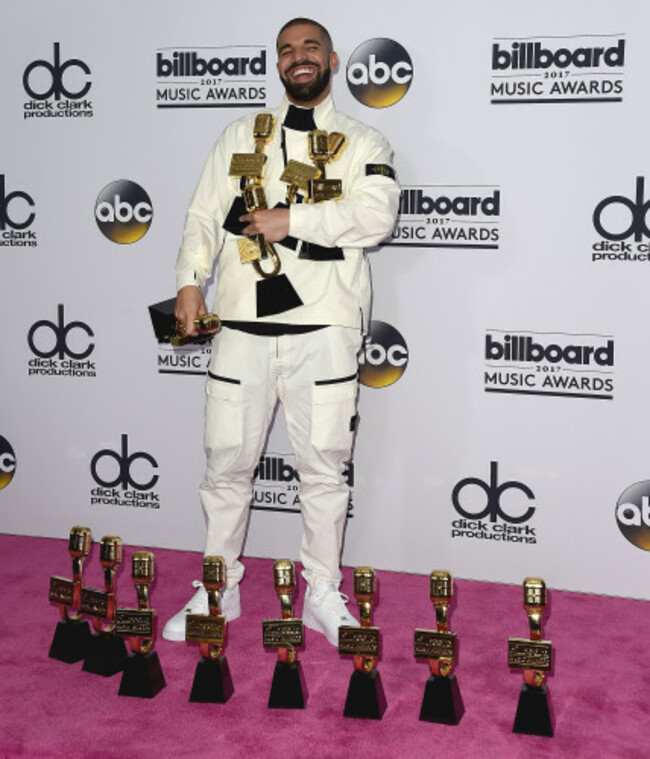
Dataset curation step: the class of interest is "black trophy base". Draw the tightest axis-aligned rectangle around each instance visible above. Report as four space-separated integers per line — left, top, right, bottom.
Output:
118 651 166 699
419 674 465 725
343 669 387 720
268 660 307 709
513 684 554 737
189 656 234 704
48 619 92 663
82 632 128 677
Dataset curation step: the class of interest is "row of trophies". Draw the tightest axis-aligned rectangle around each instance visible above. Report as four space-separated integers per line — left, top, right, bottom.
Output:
48 527 554 737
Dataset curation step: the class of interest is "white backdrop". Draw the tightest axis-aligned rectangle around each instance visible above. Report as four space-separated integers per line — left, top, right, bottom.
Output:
2 0 650 599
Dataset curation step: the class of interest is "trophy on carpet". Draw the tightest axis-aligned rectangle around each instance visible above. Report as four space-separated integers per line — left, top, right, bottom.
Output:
508 577 554 737
48 526 93 662
262 559 306 709
414 570 465 724
80 535 127 676
339 566 387 719
185 555 234 703
115 551 166 698
171 313 221 347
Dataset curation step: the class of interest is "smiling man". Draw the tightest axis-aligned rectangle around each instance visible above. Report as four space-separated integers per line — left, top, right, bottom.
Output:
165 18 400 646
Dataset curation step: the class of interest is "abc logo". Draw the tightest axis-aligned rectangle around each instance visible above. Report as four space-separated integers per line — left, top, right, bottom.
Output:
593 177 650 242
347 38 413 108
95 180 153 244
0 436 16 491
23 42 91 101
359 320 408 388
615 481 650 550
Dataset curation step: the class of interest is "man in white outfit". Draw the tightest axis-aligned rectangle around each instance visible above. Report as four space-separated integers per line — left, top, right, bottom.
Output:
163 17 399 645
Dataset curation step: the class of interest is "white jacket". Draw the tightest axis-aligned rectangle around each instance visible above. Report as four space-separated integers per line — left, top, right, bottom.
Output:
176 94 400 329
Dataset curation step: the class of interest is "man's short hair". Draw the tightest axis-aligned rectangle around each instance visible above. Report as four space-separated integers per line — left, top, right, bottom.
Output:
276 18 333 54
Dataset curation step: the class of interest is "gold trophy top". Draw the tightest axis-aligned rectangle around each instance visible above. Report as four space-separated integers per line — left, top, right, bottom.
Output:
354 566 376 598
253 112 275 150
523 577 547 610
99 536 123 568
273 560 296 592
353 567 376 628
430 570 453 602
202 555 225 590
308 130 330 162
68 526 92 558
328 132 347 162
132 551 154 584
243 184 268 212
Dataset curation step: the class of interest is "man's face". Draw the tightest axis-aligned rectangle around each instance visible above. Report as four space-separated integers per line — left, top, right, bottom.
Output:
276 23 338 107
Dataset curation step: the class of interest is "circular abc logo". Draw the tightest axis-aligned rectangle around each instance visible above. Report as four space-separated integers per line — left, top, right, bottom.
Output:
359 320 408 388
615 481 650 550
95 180 153 244
0 436 17 491
347 38 413 108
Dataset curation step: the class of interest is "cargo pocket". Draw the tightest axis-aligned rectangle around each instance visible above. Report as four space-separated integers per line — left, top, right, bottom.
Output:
311 376 357 452
205 374 243 451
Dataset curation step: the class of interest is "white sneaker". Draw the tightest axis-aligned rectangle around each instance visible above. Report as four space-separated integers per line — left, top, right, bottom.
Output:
302 584 359 646
161 580 241 642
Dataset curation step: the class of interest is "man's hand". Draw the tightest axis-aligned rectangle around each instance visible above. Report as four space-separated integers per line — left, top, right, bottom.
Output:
174 285 207 338
240 207 290 243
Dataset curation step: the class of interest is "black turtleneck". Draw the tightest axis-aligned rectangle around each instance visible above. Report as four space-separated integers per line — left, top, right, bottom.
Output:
283 104 317 132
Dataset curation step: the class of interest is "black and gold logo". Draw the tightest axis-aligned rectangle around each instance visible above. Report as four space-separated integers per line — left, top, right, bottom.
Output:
95 180 153 244
359 320 408 388
347 38 413 108
616 481 650 551
0 437 16 491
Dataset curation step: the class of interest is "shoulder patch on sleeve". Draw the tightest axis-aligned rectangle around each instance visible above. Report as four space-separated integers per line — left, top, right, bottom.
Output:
366 163 396 180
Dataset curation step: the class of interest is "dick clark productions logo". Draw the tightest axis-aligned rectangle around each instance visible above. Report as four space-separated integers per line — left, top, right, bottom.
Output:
90 434 160 509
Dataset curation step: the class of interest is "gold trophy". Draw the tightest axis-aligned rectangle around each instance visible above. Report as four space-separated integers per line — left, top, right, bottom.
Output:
48 526 93 662
414 571 465 724
186 555 234 703
262 560 306 709
307 129 346 203
81 536 127 676
339 567 387 719
115 551 166 698
171 313 221 346
508 577 554 736
229 112 280 278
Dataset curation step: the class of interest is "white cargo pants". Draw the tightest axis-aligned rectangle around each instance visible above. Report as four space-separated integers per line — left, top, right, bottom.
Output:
200 325 361 589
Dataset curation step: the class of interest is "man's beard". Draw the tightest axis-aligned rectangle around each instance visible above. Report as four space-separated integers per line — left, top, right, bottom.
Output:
280 63 331 103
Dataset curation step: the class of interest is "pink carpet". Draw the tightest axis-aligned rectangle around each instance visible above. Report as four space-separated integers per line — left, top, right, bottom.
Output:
1 533 648 758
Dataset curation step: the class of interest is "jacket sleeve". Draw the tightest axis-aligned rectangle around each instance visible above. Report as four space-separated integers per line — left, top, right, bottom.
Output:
175 130 233 291
287 128 400 249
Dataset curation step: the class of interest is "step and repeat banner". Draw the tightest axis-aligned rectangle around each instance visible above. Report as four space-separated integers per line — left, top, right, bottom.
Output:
2 0 650 599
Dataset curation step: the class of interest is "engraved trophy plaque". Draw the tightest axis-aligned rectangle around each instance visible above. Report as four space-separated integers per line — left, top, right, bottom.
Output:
81 535 127 676
115 551 166 698
508 577 554 737
262 559 306 708
339 567 387 719
48 526 93 662
186 555 234 703
414 570 465 724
